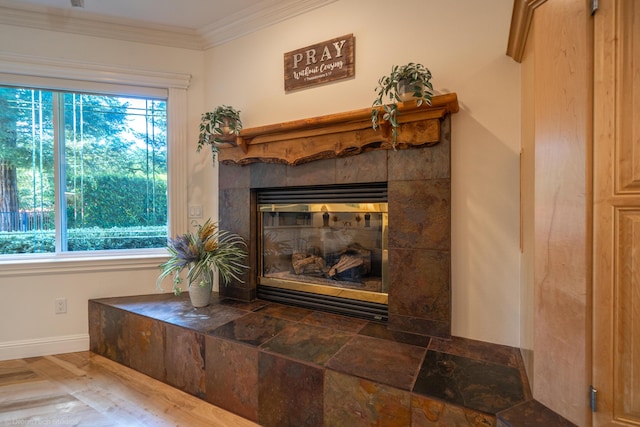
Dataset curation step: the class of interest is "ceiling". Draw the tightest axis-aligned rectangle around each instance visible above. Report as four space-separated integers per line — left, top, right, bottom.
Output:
0 0 336 49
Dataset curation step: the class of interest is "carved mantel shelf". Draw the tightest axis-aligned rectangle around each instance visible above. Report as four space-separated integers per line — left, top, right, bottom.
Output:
218 92 459 166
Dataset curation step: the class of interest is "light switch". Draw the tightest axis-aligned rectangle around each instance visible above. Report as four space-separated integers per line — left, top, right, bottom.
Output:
189 205 203 218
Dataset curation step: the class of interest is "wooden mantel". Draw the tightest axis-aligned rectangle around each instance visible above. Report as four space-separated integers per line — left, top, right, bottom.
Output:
218 93 459 166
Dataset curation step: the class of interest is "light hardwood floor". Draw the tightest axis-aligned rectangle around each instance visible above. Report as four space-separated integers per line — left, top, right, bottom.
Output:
0 351 259 427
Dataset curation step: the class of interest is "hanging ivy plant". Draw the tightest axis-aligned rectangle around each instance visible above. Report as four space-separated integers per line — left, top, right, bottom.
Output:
197 105 242 164
371 63 433 148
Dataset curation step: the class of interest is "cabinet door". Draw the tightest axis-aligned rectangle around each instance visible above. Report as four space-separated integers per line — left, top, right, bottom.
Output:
593 0 640 425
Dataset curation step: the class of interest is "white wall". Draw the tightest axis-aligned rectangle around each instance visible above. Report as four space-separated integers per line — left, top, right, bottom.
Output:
0 24 208 360
206 0 521 346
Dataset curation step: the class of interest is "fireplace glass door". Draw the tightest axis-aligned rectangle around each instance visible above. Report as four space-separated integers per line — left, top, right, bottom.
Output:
257 185 388 309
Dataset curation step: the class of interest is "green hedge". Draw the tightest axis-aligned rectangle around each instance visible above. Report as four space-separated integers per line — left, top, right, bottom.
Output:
67 175 168 228
0 226 167 254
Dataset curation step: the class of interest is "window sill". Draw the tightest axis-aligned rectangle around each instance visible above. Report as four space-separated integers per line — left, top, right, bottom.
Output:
0 250 168 277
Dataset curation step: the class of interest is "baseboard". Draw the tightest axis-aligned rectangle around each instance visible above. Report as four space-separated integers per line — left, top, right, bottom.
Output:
0 334 89 361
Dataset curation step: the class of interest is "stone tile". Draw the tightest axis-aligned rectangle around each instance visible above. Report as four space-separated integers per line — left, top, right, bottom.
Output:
258 352 324 427
219 162 250 190
336 149 388 184
358 321 431 347
92 293 178 313
164 324 206 398
164 303 247 334
324 369 411 427
220 298 269 312
88 301 102 353
301 311 368 333
326 335 426 390
205 335 259 422
429 336 522 369
285 157 337 187
249 162 287 188
497 400 577 427
95 306 130 365
219 283 255 302
388 118 450 181
256 302 313 321
412 394 495 427
128 313 165 382
211 312 291 347
124 296 193 321
218 187 253 300
388 248 450 324
219 187 251 236
388 179 450 250
413 351 526 415
388 313 451 339
261 323 352 366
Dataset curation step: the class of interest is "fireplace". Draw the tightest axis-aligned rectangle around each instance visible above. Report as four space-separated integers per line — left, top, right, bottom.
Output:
256 183 389 321
217 94 457 338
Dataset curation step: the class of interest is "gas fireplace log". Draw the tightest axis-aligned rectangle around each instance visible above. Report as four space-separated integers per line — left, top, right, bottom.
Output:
328 255 364 277
292 253 325 275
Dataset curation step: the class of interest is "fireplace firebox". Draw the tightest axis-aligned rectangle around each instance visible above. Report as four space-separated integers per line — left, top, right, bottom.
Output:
256 183 389 321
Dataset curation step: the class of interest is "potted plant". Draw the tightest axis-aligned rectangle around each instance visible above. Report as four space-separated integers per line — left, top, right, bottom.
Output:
371 63 434 148
156 218 248 307
197 105 243 164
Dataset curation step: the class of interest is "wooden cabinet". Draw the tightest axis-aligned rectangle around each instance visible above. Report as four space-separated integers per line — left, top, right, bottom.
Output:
511 0 640 425
593 1 640 425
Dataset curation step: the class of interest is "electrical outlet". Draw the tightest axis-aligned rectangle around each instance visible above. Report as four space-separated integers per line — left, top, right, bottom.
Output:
55 298 67 314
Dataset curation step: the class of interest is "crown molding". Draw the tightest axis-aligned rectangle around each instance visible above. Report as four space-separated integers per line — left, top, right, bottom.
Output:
506 0 548 62
199 0 338 48
0 4 205 50
0 0 337 51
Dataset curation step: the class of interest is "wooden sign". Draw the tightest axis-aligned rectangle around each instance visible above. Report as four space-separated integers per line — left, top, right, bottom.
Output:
284 34 355 92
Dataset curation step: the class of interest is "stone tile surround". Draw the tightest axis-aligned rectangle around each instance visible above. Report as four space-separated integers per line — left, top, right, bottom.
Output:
218 116 453 339
89 293 534 426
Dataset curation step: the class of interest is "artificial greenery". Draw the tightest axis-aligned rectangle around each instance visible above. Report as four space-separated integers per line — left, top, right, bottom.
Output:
197 105 243 164
156 218 248 296
371 63 434 147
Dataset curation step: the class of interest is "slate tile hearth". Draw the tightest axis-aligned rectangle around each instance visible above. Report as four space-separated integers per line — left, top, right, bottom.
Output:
326 335 426 391
212 312 292 347
261 323 353 366
413 351 525 414
89 293 534 426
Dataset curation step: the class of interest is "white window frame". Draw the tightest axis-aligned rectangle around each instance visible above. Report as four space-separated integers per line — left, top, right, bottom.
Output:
0 52 190 275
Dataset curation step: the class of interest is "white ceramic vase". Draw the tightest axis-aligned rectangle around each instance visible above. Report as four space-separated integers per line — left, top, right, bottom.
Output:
188 269 213 307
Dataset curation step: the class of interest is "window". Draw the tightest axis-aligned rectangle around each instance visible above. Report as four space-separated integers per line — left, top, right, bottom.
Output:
0 86 168 255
